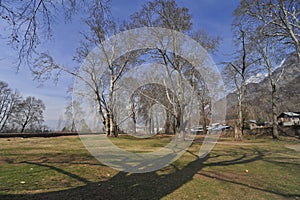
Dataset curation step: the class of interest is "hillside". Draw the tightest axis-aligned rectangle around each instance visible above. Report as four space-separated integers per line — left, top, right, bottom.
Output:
225 53 300 122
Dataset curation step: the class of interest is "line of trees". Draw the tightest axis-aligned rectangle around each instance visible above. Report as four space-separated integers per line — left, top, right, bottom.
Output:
0 81 46 133
1 0 217 137
30 0 219 137
224 0 299 140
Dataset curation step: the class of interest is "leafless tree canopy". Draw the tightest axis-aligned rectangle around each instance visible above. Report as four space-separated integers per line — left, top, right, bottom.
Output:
30 0 220 136
234 0 300 60
0 81 46 132
0 0 110 67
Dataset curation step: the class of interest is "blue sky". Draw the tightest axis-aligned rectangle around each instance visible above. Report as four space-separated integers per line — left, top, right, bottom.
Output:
0 0 239 129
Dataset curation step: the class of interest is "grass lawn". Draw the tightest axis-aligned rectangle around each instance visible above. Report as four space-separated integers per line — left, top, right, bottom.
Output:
0 135 299 199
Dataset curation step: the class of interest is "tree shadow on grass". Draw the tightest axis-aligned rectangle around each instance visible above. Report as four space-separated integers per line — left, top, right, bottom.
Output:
1 149 299 199
1 153 207 200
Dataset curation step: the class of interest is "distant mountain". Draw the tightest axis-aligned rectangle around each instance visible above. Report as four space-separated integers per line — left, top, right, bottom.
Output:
245 59 285 84
225 53 300 122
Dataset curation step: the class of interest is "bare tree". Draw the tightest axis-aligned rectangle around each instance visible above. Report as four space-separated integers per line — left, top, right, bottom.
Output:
130 83 180 135
233 0 295 139
63 100 77 132
184 68 211 135
128 0 220 135
235 0 300 60
223 26 258 141
252 37 287 139
14 96 45 133
0 0 110 67
33 1 138 137
0 81 21 132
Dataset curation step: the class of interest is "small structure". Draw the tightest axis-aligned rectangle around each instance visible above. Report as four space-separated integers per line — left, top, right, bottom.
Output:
248 120 258 130
277 112 300 126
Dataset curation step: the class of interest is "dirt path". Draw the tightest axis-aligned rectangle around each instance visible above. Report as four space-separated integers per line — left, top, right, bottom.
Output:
285 144 300 152
215 141 264 146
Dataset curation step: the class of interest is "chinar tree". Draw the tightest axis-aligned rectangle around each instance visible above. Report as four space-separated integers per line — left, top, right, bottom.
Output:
127 0 219 134
223 24 258 141
33 0 140 136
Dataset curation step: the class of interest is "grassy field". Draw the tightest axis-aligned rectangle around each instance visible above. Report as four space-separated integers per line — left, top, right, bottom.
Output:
0 135 299 199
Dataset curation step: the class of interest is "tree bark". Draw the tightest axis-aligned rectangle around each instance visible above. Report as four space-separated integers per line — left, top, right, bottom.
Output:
110 115 118 137
200 102 207 135
164 111 170 134
271 85 279 140
105 113 111 136
20 124 26 133
234 90 243 141
234 121 243 141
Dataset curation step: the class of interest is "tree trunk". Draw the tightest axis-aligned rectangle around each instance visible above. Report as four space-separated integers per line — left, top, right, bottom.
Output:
272 111 279 140
234 121 242 141
130 101 136 134
164 111 170 134
105 114 111 136
155 112 159 134
200 102 207 135
107 79 117 137
20 124 26 133
71 120 76 132
174 106 181 134
172 116 176 134
271 86 279 140
295 42 300 61
110 115 118 137
0 116 9 132
95 92 106 134
235 93 243 141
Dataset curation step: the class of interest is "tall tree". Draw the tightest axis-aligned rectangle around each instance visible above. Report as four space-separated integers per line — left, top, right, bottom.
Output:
251 36 286 139
33 1 138 137
223 26 258 141
184 67 211 135
128 0 219 134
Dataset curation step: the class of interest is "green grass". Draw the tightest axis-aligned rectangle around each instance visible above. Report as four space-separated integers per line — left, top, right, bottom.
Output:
0 135 299 199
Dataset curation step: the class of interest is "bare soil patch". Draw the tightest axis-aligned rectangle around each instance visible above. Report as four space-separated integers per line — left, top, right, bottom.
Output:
285 144 300 152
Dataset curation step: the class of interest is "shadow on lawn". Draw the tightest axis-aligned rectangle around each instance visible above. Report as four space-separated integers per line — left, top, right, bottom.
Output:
1 149 299 199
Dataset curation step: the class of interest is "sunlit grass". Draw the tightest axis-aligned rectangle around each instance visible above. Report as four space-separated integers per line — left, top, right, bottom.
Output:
0 135 299 199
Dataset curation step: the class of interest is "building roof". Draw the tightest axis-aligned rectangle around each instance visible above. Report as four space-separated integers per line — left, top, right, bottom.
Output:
248 120 257 124
278 112 300 118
